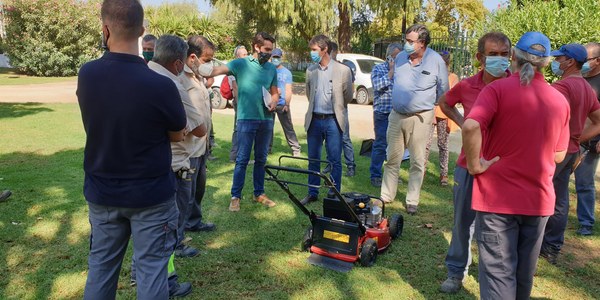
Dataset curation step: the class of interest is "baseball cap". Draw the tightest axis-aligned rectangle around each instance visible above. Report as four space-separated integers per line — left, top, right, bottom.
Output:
550 44 588 63
515 32 551 57
272 48 283 57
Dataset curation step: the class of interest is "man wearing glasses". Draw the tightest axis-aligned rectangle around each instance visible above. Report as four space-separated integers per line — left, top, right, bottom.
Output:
379 24 449 215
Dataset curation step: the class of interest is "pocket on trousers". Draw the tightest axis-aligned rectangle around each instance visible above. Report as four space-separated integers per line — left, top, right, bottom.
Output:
162 218 178 257
476 231 506 273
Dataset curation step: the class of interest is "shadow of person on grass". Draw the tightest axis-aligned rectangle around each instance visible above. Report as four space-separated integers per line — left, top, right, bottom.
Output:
0 102 53 119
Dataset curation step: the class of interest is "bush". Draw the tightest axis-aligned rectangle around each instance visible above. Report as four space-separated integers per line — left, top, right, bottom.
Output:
3 0 102 76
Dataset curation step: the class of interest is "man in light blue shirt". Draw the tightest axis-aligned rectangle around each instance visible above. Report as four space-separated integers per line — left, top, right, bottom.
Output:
380 24 449 215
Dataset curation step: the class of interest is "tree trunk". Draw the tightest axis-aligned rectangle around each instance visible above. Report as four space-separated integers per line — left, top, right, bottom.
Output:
337 1 351 53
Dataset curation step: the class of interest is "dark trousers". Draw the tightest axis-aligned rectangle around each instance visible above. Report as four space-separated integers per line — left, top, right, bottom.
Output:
186 154 207 229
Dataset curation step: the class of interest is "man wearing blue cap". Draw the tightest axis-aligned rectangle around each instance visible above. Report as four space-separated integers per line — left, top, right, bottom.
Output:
270 48 301 156
462 31 570 299
540 43 600 264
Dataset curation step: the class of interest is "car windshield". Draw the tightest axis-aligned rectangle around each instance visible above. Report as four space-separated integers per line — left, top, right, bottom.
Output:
356 59 383 74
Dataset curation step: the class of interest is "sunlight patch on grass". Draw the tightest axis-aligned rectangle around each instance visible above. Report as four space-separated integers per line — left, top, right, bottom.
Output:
67 207 90 245
28 219 60 242
290 279 345 300
50 272 87 299
251 204 297 221
6 245 26 269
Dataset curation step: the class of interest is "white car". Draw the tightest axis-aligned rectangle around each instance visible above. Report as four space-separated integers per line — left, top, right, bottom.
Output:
209 58 229 109
335 53 385 105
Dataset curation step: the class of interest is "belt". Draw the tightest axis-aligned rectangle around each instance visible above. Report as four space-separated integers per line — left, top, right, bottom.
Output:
312 113 336 119
394 109 432 117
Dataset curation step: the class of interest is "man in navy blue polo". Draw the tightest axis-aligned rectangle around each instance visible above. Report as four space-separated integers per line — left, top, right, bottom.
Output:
77 0 188 298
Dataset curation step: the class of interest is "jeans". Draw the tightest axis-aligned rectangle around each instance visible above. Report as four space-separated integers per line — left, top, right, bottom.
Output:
575 149 599 227
444 166 475 279
231 119 274 199
186 154 207 229
84 198 178 300
476 212 548 300
342 109 355 169
369 111 389 180
307 117 343 196
543 152 577 252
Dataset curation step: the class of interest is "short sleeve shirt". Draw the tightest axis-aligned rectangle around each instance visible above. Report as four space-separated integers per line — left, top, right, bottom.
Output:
77 52 186 208
179 64 212 158
276 66 293 106
227 56 277 120
467 72 570 216
552 76 600 153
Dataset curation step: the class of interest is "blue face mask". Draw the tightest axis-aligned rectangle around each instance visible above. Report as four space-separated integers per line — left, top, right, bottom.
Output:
271 57 282 66
551 60 565 76
484 56 509 77
404 42 415 55
310 50 322 63
581 62 591 75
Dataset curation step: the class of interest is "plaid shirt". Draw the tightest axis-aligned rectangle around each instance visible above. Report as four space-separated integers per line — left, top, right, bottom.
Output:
370 62 393 113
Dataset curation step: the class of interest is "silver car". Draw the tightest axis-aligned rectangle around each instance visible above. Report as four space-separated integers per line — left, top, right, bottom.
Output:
335 53 385 105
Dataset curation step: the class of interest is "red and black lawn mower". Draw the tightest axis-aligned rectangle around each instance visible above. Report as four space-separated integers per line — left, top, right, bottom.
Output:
265 156 404 272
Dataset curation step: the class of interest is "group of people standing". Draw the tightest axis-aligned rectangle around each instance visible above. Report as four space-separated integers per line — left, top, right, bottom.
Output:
77 0 600 299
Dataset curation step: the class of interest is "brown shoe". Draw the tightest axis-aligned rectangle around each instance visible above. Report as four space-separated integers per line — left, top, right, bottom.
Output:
381 197 393 204
440 176 449 186
229 197 240 212
253 194 276 208
406 204 418 215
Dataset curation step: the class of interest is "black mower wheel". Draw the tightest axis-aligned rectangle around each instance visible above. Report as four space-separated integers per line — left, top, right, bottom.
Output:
301 226 313 252
389 214 404 239
359 238 378 267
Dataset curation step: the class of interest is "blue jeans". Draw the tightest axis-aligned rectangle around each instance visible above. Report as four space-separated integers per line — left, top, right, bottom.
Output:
342 109 355 169
575 150 599 227
369 111 389 179
445 166 475 279
84 198 178 300
307 117 343 196
543 152 577 251
231 119 273 199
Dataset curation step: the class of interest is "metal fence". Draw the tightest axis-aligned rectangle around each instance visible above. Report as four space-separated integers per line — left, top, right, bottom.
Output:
373 33 475 79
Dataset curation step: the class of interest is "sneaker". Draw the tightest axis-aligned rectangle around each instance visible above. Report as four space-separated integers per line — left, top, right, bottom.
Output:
130 275 136 287
406 204 418 215
371 178 382 187
440 175 449 186
186 222 216 232
346 167 355 177
292 151 301 157
169 281 192 299
175 245 200 258
253 194 276 207
440 276 463 293
229 197 240 212
539 245 559 265
300 194 318 205
576 225 593 236
0 190 12 202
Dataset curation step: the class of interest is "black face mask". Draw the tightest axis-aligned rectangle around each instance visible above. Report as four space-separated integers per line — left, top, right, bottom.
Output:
258 52 271 65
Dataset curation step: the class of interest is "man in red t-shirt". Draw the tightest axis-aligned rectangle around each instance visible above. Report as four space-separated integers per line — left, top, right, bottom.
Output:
541 43 600 264
438 31 511 294
462 32 570 299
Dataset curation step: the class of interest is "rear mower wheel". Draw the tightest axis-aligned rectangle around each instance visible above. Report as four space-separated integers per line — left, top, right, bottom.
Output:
359 238 378 267
389 214 404 239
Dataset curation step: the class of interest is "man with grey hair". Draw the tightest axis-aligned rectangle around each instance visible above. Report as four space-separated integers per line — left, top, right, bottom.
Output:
380 24 449 215
369 42 401 187
149 34 207 260
462 31 569 299
78 1 189 299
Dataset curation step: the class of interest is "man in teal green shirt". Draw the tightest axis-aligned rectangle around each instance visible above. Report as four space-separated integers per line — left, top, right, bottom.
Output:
200 32 279 212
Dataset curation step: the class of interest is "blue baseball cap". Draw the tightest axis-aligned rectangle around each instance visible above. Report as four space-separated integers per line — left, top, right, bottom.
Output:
515 32 551 57
550 44 587 63
272 48 283 57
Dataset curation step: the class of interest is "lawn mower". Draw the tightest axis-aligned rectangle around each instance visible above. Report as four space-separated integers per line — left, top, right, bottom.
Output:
265 155 404 272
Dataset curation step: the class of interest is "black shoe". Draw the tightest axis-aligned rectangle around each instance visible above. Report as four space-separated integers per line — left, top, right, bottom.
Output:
186 222 216 232
371 178 382 187
539 245 559 265
175 245 200 258
322 164 332 174
169 281 192 298
346 167 355 177
300 195 318 205
0 190 12 202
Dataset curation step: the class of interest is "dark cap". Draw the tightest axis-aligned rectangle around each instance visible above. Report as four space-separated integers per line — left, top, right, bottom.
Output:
272 48 283 57
550 44 588 63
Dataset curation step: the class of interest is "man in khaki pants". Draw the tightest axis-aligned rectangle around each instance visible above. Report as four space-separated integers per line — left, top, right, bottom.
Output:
380 24 449 214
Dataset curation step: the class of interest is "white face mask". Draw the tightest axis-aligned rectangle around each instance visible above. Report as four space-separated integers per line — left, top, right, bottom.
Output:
198 61 214 77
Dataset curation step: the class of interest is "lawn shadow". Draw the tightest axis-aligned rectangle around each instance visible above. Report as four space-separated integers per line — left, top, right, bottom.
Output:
0 102 54 119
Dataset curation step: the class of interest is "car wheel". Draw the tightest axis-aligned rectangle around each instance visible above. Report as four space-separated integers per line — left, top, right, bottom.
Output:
211 87 227 109
356 87 370 105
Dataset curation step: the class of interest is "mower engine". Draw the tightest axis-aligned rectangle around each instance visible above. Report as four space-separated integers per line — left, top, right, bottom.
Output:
344 192 382 228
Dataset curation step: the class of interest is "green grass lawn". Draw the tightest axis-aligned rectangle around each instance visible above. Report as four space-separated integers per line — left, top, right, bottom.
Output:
1 103 599 299
292 70 306 83
0 68 77 85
